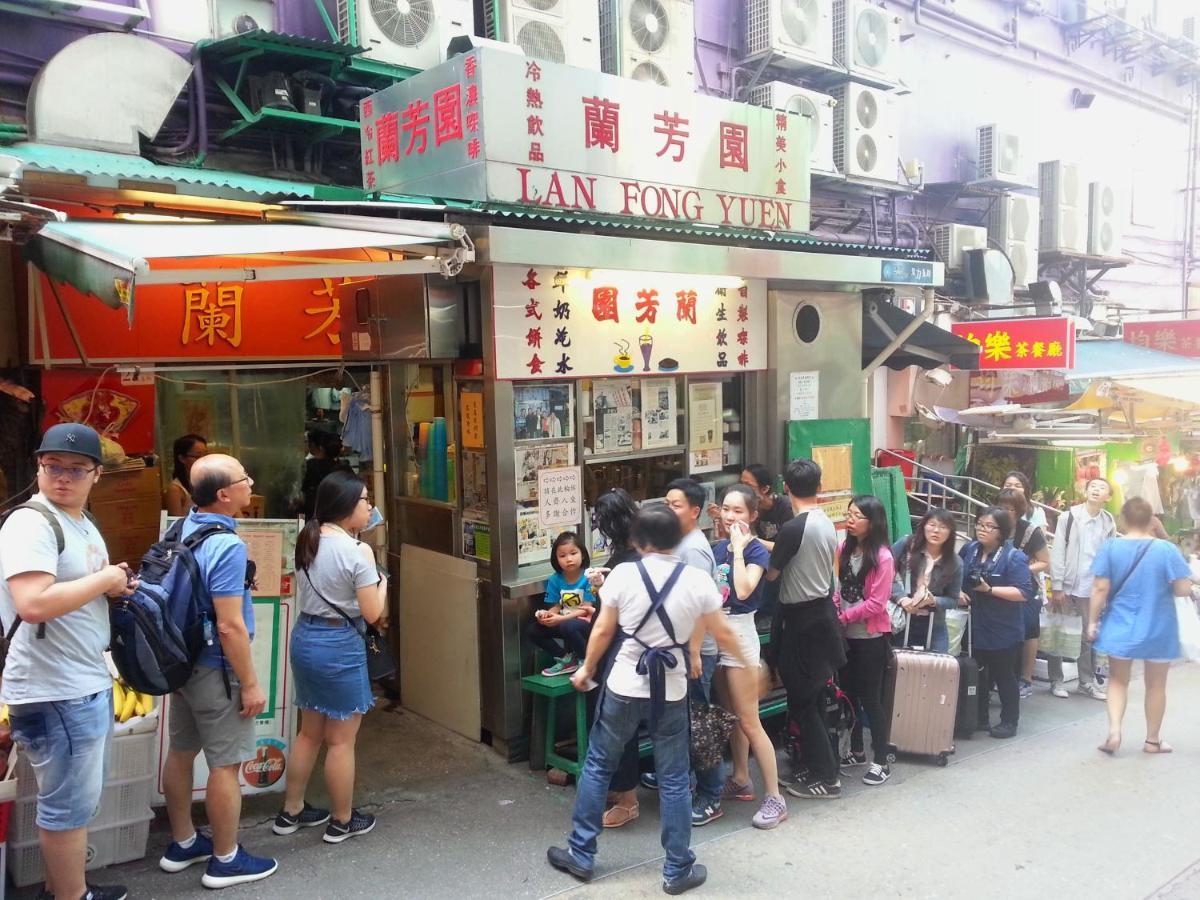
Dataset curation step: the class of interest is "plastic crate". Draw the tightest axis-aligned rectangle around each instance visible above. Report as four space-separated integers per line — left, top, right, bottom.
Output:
15 731 157 800
8 813 152 888
11 776 152 846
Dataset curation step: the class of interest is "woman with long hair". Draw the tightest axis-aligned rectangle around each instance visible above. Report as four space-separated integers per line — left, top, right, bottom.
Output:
832 495 896 787
960 507 1034 739
997 488 1051 698
1090 498 1193 755
166 434 207 516
275 470 387 844
891 509 962 653
1002 470 1048 530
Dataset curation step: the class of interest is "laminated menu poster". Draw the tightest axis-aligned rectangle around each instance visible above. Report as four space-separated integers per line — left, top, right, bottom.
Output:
463 519 491 562
688 382 723 474
641 378 678 449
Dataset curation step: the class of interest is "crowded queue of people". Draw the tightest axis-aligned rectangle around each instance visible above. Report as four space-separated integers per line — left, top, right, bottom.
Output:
0 422 1195 899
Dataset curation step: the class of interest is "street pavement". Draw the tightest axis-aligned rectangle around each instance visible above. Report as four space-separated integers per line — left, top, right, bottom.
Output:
24 664 1200 899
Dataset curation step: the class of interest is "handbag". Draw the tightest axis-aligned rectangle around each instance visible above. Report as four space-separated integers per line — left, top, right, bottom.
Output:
1039 611 1083 660
689 700 738 771
1175 596 1200 662
302 568 397 682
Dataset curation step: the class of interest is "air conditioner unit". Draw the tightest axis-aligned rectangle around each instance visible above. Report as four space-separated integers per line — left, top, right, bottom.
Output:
976 124 1028 185
830 82 896 182
833 0 901 85
600 0 695 87
932 224 987 271
1088 180 1122 257
747 81 838 176
987 193 1041 290
337 0 473 69
1039 160 1088 254
486 0 601 70
743 0 834 69
150 0 274 41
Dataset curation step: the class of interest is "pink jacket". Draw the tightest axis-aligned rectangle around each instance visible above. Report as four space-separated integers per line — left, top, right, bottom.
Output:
835 543 896 636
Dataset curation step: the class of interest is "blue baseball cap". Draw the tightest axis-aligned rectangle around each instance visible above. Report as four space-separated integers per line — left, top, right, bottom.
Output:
36 423 103 463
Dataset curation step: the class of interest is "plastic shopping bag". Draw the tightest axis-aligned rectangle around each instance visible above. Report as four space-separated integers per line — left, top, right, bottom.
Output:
945 609 968 656
1176 597 1200 662
1040 612 1083 660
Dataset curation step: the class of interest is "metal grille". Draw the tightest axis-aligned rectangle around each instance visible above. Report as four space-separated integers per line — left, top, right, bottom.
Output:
832 0 848 66
745 0 770 56
600 0 617 73
747 82 774 107
484 0 498 38
1038 161 1055 248
830 83 848 174
977 124 995 180
337 0 352 42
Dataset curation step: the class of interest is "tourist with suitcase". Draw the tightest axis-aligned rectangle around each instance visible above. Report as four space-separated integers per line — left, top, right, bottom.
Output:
959 507 1036 739
891 510 963 654
833 496 896 786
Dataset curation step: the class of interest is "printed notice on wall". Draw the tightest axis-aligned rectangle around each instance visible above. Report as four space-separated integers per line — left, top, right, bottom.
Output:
641 378 678 449
789 371 819 421
460 390 485 449
241 529 284 598
688 381 724 474
538 465 583 529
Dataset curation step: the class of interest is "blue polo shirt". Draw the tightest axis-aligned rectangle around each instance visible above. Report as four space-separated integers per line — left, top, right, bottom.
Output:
181 510 255 670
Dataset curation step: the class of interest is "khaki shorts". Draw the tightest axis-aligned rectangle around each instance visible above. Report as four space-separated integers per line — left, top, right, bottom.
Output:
718 613 762 669
169 666 256 769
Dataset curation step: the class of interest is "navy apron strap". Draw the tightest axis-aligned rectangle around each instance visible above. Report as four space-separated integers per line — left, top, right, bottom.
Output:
629 560 688 731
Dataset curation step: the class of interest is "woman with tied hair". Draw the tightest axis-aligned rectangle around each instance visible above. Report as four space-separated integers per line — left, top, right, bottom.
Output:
166 434 207 516
1090 497 1193 755
274 470 387 844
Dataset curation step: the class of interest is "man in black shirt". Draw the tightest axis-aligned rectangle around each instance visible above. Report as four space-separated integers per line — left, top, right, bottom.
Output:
741 464 793 546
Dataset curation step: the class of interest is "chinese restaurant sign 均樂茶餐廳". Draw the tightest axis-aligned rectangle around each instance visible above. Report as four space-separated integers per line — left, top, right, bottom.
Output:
493 266 767 381
359 47 810 234
1123 320 1200 358
950 317 1076 371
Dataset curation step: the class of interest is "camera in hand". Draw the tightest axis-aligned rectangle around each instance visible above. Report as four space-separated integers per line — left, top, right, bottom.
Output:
964 568 985 590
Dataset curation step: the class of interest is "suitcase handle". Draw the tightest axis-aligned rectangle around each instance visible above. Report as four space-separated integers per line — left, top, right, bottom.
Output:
901 610 935 650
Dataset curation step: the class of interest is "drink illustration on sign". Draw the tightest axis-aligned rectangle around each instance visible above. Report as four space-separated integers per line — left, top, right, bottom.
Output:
640 332 654 372
613 339 634 373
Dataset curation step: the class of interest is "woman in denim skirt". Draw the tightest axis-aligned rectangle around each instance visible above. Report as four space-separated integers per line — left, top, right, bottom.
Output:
273 470 388 845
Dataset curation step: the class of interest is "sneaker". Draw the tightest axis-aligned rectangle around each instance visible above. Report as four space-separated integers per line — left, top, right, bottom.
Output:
839 751 867 771
547 846 594 883
323 809 377 844
272 801 331 836
1078 683 1108 701
720 777 754 802
785 777 842 800
1019 680 1034 699
990 722 1018 739
541 654 578 677
200 846 278 889
690 798 723 826
664 863 708 895
1050 681 1070 699
160 832 213 873
751 794 788 830
640 772 659 790
81 887 129 900
862 764 891 786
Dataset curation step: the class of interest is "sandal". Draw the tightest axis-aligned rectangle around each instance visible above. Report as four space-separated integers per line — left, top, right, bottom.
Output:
1097 736 1121 755
1144 740 1174 754
602 802 640 828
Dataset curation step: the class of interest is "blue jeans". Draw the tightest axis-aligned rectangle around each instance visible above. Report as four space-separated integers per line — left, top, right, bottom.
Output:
569 692 695 882
9 690 112 831
689 653 723 803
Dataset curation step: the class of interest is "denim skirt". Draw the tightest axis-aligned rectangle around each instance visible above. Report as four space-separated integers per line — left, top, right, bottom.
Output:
291 615 374 720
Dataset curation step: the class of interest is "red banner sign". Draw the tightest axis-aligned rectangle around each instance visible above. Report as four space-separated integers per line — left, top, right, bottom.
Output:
31 274 349 363
951 317 1076 370
1123 319 1200 357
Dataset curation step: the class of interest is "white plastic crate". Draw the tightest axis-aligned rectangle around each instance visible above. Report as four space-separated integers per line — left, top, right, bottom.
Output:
11 776 152 846
15 731 156 800
8 813 153 888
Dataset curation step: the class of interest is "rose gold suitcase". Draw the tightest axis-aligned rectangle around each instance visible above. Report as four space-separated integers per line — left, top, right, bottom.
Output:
886 617 959 766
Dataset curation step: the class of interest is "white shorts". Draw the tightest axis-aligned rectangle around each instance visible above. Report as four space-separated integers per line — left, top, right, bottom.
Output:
718 613 761 669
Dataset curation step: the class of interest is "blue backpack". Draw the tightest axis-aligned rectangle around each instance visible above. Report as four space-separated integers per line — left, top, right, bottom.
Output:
109 517 234 695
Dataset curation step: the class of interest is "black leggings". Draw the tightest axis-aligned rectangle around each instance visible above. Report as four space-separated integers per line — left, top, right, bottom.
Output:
526 617 591 661
840 636 892 766
974 644 1021 728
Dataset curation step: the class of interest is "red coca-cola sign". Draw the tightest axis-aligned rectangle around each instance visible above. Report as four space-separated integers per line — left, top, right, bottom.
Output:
242 739 286 788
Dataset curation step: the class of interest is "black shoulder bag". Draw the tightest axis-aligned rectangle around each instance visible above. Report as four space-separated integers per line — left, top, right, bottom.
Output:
302 568 396 682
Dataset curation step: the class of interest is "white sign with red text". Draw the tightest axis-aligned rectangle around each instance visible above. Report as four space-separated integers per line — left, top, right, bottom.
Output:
493 265 767 381
361 47 810 234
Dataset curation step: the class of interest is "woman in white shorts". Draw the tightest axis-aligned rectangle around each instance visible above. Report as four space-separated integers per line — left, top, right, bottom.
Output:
710 485 787 829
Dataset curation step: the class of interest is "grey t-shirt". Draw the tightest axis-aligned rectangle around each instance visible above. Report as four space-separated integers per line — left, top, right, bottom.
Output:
769 507 837 604
674 527 718 655
297 531 380 619
0 495 113 705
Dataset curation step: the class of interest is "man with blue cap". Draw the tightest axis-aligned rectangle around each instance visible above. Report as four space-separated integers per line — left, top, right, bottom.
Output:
0 423 136 900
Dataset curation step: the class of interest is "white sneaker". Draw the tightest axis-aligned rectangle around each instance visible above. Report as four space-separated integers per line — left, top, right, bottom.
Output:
1050 682 1069 699
1078 683 1108 701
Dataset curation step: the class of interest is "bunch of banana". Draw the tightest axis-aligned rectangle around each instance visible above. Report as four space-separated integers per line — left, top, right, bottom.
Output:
112 680 154 723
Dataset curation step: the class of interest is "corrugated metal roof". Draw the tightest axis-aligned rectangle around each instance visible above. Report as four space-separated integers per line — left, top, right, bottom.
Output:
1068 339 1200 380
0 142 364 202
463 202 931 257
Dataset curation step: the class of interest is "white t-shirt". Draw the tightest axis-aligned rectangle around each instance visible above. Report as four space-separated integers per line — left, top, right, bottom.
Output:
600 553 722 702
0 495 113 705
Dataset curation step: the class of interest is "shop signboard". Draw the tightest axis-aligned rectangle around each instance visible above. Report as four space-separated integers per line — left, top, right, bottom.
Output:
32 273 350 363
951 317 1076 370
361 47 810 234
493 265 767 380
1124 319 1200 357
